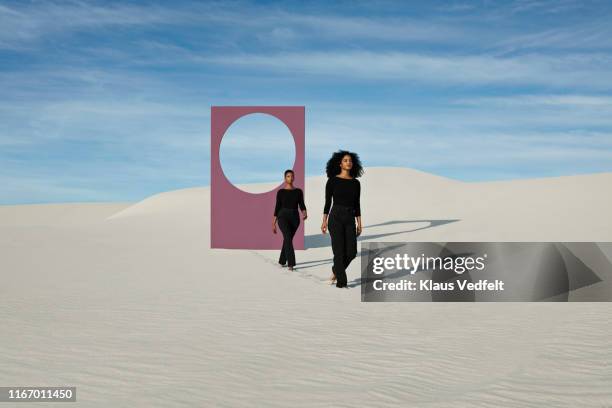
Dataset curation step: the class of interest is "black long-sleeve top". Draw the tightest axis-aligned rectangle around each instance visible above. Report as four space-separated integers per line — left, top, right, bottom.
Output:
274 188 306 216
323 176 361 216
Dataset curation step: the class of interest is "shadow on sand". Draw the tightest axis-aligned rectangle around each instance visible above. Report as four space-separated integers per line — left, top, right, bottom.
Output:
298 219 460 288
305 219 459 250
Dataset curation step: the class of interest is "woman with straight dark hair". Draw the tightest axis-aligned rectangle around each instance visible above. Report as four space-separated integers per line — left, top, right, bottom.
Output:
272 169 307 270
321 150 363 288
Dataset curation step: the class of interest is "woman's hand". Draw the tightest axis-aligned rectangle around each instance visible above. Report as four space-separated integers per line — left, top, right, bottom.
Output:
302 211 308 221
321 219 328 234
272 218 277 234
356 224 362 237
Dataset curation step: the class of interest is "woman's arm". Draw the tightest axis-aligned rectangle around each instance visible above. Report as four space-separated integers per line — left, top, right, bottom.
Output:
354 180 362 236
321 178 333 233
272 190 281 233
299 189 308 220
323 177 333 215
274 189 282 217
353 179 361 217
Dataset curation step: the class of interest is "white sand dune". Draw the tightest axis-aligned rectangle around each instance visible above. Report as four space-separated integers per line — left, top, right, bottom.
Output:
1 167 611 407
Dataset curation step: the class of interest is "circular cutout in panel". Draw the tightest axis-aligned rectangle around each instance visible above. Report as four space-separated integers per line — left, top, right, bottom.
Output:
219 113 296 194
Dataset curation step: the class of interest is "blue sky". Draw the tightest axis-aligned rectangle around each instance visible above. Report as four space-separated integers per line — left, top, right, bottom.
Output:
1 0 612 204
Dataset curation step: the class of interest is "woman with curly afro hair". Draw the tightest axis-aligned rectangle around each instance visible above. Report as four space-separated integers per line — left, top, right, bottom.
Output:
321 150 364 288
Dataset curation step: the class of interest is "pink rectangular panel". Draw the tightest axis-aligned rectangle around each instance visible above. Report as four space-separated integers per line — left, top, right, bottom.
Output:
211 106 305 249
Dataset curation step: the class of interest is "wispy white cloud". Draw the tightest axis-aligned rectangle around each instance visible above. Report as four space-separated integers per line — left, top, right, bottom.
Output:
2 0 612 202
0 1 467 50
435 3 478 13
505 0 585 15
453 94 612 107
269 12 463 43
0 173 119 203
493 21 612 54
0 1 196 48
1 0 608 54
197 50 612 88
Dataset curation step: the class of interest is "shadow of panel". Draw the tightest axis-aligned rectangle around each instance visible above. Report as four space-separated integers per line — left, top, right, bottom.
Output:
305 219 460 249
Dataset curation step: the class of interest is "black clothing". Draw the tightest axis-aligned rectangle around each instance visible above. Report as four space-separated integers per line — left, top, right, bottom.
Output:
274 188 306 217
328 204 357 287
277 208 300 267
324 176 361 288
323 176 361 216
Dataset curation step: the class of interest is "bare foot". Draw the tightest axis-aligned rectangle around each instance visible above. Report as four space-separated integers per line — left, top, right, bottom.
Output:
288 266 294 271
329 268 337 285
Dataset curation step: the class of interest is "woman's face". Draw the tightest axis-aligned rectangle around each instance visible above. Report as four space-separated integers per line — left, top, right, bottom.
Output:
285 172 294 184
340 154 353 171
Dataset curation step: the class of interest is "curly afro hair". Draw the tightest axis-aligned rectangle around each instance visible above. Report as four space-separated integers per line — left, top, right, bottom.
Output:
325 150 364 178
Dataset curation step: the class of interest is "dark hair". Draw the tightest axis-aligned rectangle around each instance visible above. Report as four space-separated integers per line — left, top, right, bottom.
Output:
325 150 364 178
284 169 294 177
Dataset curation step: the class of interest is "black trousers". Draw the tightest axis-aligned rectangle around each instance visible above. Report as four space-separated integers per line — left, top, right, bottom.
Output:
278 208 300 267
328 205 357 287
